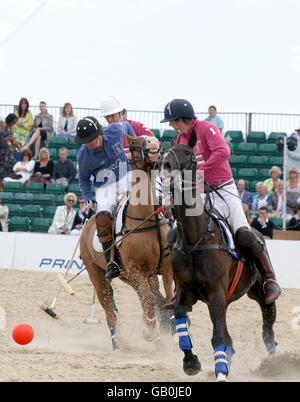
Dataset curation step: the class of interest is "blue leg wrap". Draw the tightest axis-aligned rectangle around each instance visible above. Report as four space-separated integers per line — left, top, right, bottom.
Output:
110 328 118 350
266 341 277 356
214 345 235 377
176 317 193 351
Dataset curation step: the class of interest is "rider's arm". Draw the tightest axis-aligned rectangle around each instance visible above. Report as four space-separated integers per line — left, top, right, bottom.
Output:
77 149 93 202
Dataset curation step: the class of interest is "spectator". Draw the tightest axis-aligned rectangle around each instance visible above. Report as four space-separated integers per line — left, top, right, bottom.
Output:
251 206 274 239
237 179 253 210
48 192 77 234
267 181 285 217
0 120 17 192
28 147 54 189
4 114 22 151
3 149 35 186
242 203 252 225
56 102 77 140
24 101 54 159
286 125 300 172
251 182 270 211
0 194 8 232
204 105 224 134
51 147 76 188
13 97 34 150
287 167 300 192
263 166 281 194
70 196 88 236
287 204 300 231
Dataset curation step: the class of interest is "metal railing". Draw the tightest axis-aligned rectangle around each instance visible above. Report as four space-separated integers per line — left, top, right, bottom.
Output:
1 104 299 138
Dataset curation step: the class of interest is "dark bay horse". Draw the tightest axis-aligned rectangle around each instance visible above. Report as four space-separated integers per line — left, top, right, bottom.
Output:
79 136 174 350
158 144 277 382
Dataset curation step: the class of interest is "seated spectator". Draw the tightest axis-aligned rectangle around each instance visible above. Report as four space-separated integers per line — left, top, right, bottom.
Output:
251 206 274 239
28 147 54 189
263 166 281 194
3 149 35 185
251 182 270 211
24 101 54 159
12 97 33 154
0 120 17 192
70 196 88 236
48 192 77 234
204 105 224 134
242 203 252 225
51 147 76 189
4 114 22 151
267 181 284 217
237 179 253 210
56 102 77 140
287 204 300 231
287 167 300 192
0 194 8 232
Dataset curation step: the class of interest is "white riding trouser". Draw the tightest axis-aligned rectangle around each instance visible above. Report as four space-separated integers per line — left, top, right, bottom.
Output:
208 182 250 235
95 172 131 214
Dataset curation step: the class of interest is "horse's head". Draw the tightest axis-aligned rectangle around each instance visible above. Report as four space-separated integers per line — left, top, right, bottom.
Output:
126 134 161 171
158 144 197 192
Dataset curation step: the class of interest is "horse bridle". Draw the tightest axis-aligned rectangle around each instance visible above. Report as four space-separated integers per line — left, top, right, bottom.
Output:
129 139 159 171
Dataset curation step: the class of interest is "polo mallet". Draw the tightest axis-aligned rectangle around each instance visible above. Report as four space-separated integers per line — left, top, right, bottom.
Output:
56 206 165 295
81 291 101 324
41 220 88 319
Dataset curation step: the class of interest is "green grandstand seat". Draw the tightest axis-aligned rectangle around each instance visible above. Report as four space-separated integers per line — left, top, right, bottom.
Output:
54 194 66 206
267 156 283 168
67 137 82 150
48 148 58 161
162 141 171 150
231 168 237 179
42 205 57 218
246 131 267 143
224 130 244 143
68 183 82 196
227 141 240 154
246 180 259 193
13 192 34 205
235 142 258 155
247 156 268 168
31 217 52 233
237 168 258 181
48 136 68 149
33 193 55 206
0 192 13 204
270 217 283 230
7 204 22 217
257 143 281 156
9 216 30 232
257 169 271 181
24 181 44 194
45 182 65 195
267 132 287 144
151 129 161 139
229 155 247 168
21 204 42 218
67 149 78 162
3 181 23 193
161 130 177 141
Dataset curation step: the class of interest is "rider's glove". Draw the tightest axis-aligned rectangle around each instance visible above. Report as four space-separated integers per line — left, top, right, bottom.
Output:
86 200 97 213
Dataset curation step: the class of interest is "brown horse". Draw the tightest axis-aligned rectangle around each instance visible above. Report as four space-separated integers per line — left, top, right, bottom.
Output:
158 144 277 382
79 135 174 350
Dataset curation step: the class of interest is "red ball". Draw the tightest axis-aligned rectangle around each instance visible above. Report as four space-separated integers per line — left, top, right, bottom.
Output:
12 323 34 345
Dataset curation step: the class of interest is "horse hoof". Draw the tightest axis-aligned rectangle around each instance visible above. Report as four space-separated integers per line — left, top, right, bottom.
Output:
216 373 229 382
183 355 201 376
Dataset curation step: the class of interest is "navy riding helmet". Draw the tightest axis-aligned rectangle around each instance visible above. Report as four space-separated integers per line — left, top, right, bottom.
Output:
160 99 195 123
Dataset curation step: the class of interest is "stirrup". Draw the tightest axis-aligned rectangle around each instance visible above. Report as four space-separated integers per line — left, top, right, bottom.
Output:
105 261 121 281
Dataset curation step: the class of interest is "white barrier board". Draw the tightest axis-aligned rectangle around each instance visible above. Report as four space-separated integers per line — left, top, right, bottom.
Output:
0 232 299 288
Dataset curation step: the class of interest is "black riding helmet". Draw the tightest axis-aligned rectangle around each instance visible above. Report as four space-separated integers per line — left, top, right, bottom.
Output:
75 116 103 144
160 99 195 123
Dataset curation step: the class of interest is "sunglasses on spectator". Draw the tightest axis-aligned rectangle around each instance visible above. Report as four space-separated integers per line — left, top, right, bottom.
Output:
79 201 85 204
67 199 75 203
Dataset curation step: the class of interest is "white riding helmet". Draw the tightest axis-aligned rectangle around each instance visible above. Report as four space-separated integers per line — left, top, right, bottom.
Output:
100 96 124 116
